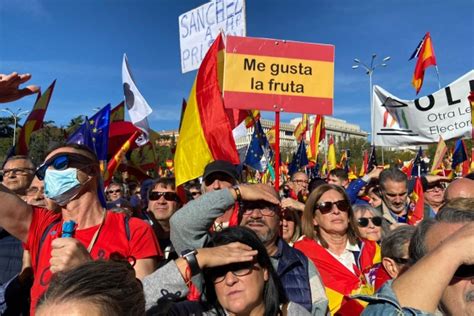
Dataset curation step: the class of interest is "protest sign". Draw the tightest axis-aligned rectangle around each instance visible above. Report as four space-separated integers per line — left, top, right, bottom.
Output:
223 35 334 114
373 70 473 146
178 0 246 73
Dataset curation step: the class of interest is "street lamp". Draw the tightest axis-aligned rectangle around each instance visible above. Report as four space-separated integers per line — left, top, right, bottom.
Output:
352 54 391 146
1 107 30 146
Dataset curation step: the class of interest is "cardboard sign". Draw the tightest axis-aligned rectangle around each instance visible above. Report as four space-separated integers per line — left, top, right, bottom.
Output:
223 35 334 114
178 0 246 73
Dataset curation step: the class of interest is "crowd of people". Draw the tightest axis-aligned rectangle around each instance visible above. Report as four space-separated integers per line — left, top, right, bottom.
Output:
0 72 473 316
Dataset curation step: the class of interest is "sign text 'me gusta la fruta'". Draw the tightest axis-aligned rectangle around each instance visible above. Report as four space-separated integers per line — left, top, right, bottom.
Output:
223 35 335 115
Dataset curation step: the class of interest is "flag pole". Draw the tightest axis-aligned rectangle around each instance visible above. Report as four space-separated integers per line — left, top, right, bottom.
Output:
274 109 280 191
435 65 441 89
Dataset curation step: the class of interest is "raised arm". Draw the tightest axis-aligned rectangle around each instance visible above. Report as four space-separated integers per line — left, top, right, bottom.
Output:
0 183 33 242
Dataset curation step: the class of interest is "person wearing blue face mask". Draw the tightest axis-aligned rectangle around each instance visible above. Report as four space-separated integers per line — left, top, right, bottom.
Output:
0 144 162 314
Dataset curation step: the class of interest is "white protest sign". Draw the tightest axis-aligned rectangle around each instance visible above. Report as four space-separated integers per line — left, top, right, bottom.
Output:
373 70 473 146
178 0 246 73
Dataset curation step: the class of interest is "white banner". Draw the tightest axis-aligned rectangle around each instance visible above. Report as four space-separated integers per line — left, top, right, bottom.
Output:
178 0 246 73
373 70 473 146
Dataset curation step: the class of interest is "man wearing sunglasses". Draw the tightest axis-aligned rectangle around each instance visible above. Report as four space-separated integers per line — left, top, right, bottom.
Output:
0 144 161 313
170 183 328 315
143 177 181 263
361 198 474 316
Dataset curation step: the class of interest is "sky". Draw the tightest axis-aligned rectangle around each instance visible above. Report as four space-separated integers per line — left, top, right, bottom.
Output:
1 0 473 136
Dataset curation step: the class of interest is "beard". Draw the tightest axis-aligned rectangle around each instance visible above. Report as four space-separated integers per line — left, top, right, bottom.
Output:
242 218 278 244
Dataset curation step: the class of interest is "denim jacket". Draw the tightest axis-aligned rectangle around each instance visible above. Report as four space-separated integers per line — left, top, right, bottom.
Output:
355 280 435 316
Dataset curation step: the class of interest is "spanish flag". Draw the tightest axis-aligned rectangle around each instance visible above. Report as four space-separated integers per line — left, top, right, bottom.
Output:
103 131 140 186
408 177 424 225
327 135 337 171
430 136 447 174
174 34 239 187
411 32 437 94
308 115 325 163
244 110 261 128
293 113 309 142
16 80 56 155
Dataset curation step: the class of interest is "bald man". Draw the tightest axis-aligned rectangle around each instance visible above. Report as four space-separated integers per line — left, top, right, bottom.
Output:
444 178 474 201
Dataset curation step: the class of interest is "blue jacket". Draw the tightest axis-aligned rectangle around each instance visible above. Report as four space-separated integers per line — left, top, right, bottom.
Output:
275 237 312 312
356 280 435 315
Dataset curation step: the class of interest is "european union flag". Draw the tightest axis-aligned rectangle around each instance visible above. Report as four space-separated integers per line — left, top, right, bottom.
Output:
88 104 111 161
67 117 95 152
244 120 273 172
288 140 309 175
451 139 467 170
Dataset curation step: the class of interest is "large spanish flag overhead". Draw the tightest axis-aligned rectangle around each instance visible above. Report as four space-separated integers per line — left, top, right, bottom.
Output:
16 80 56 155
411 32 437 94
175 34 239 187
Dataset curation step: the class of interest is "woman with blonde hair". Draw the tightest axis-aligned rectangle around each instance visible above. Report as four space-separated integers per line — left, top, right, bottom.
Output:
294 184 381 315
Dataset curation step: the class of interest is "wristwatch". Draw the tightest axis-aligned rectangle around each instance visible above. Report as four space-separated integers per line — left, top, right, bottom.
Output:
181 249 201 276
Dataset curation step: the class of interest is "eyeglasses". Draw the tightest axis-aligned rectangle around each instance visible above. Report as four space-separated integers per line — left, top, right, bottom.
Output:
357 216 383 227
107 189 122 194
190 191 201 197
314 200 350 214
36 153 96 180
454 264 474 279
2 168 35 177
242 201 279 217
148 191 179 202
425 184 445 192
210 261 256 284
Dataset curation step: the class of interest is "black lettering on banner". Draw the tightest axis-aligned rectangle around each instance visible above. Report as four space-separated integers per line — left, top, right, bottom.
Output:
445 86 461 106
415 95 435 111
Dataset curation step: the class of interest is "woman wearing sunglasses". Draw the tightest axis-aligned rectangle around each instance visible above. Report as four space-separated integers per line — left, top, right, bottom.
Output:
294 184 381 315
352 204 389 243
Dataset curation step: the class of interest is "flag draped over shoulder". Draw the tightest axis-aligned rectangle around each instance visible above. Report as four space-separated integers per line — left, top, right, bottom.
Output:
174 34 239 187
16 80 56 155
327 136 337 172
411 32 437 94
122 54 153 145
309 115 325 163
408 177 425 225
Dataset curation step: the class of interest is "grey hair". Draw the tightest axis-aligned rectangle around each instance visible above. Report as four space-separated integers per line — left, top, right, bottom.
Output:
381 225 416 259
352 204 390 240
408 218 437 265
379 167 407 190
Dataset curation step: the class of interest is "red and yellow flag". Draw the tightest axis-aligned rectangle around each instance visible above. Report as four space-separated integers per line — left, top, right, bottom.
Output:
308 115 325 163
174 34 239 187
408 177 425 225
327 135 337 172
16 80 56 155
266 125 276 147
293 113 309 142
110 101 125 122
430 136 447 174
411 32 437 94
103 131 140 186
244 110 261 128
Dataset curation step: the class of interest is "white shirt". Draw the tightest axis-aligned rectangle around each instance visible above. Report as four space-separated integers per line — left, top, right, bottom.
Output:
326 240 360 275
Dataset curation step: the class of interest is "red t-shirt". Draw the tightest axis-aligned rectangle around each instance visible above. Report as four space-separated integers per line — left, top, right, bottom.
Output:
26 207 162 314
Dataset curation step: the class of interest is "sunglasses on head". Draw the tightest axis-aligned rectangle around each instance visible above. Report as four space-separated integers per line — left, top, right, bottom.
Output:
357 216 383 227
210 260 256 284
148 191 179 202
314 200 350 214
36 153 96 180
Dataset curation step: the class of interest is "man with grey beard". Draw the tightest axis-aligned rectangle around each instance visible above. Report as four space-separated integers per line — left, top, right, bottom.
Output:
361 197 474 316
170 183 328 316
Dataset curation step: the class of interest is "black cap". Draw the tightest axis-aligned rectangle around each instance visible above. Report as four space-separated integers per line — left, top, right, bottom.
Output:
203 160 238 181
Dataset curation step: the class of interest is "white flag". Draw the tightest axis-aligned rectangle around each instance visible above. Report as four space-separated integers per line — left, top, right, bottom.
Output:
122 54 153 145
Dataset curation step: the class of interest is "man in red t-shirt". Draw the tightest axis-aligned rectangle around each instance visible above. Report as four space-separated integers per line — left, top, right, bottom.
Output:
0 144 161 314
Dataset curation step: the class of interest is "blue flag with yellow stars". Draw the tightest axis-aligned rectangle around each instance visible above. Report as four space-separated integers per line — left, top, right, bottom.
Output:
244 120 273 172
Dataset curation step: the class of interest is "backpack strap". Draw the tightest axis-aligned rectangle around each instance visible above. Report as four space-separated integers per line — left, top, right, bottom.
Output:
35 219 61 271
